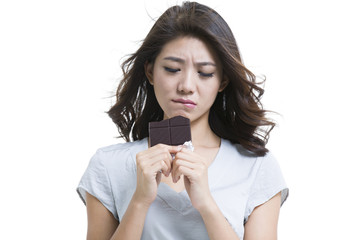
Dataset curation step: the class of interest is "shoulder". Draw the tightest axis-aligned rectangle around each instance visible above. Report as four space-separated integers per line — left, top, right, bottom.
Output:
90 138 148 170
210 139 266 186
218 139 285 186
96 138 148 155
222 138 277 165
220 138 264 166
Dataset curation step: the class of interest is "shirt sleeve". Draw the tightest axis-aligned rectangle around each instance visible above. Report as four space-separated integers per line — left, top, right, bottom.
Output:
76 149 118 220
244 152 289 223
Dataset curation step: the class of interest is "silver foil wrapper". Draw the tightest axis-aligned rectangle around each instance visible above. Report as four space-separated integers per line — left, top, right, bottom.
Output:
183 141 194 152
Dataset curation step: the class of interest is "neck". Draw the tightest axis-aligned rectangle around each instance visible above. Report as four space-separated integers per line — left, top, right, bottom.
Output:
190 117 220 148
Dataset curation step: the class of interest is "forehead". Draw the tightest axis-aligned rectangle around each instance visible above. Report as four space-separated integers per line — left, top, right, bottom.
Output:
157 36 219 63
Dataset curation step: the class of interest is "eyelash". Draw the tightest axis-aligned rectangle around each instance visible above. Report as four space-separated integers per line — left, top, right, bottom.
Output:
164 67 214 78
198 72 214 78
164 67 180 73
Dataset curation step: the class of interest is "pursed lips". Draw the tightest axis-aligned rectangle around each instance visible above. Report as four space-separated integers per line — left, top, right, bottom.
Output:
172 98 197 109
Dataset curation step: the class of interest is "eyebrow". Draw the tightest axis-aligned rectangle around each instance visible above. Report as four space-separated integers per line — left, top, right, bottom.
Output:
163 56 216 67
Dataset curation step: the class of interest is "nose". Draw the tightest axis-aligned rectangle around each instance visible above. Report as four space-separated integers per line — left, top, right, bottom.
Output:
177 70 195 94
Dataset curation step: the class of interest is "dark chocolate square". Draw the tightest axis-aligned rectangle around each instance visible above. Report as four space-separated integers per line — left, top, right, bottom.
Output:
149 116 191 147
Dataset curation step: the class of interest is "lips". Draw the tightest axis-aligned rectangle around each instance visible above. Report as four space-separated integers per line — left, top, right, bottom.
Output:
173 98 196 109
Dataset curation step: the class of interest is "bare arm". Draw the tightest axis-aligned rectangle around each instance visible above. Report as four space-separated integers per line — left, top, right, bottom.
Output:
109 196 150 240
243 192 282 240
86 192 151 240
85 144 180 240
85 192 118 240
198 198 240 240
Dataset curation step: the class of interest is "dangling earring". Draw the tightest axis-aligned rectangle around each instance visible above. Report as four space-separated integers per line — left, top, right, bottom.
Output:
222 93 226 110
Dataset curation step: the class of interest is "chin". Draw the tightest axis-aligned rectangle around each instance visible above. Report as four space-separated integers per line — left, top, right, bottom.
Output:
164 111 191 120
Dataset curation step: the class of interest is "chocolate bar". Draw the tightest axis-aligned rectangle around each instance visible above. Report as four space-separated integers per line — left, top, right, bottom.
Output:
149 116 191 147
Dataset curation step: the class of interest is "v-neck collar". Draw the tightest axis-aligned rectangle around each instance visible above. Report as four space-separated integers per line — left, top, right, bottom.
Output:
154 138 225 213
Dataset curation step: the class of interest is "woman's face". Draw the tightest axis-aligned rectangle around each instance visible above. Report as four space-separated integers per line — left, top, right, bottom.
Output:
146 36 225 124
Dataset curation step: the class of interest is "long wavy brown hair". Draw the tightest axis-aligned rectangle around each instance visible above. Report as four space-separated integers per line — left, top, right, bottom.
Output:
108 1 275 156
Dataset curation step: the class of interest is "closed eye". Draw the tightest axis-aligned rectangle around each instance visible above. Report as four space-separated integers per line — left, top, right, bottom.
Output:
198 71 214 78
164 67 180 73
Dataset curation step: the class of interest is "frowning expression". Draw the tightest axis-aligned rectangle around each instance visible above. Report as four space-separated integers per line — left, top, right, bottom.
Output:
146 36 226 124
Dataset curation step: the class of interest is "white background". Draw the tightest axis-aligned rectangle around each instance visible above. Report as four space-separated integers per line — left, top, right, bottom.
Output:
1 0 359 239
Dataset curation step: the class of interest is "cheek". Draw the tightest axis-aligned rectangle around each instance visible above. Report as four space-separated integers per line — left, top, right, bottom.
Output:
154 72 179 91
152 75 174 100
200 82 220 97
154 80 172 94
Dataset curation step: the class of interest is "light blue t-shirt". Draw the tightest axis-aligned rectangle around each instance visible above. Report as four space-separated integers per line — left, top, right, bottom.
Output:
77 138 288 239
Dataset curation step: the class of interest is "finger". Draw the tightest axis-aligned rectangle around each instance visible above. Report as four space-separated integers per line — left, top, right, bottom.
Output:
151 152 172 174
137 154 167 174
139 147 173 169
172 159 195 183
180 147 192 153
173 165 193 183
149 144 181 162
156 171 162 185
151 159 171 177
166 144 183 154
144 144 174 159
152 144 182 174
175 151 198 163
141 160 169 182
171 151 192 182
174 159 195 169
152 143 182 151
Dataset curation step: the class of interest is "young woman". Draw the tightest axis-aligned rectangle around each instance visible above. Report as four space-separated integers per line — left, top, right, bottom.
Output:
77 2 288 239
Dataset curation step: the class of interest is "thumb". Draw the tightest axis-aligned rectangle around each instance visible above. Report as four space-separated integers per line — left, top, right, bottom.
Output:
168 145 183 154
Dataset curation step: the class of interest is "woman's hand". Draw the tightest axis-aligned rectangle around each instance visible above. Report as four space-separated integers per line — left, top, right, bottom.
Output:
133 144 181 206
171 148 213 211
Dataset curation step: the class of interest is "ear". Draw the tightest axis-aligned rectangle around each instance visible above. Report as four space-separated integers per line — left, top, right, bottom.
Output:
219 75 229 92
144 61 154 85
